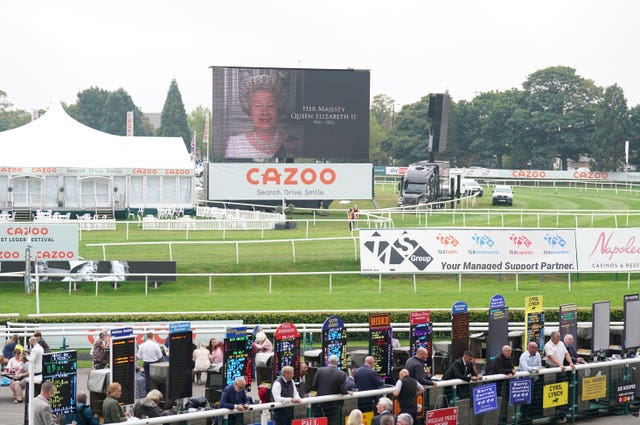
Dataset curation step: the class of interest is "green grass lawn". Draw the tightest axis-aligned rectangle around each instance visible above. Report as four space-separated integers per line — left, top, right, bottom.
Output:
2 184 640 316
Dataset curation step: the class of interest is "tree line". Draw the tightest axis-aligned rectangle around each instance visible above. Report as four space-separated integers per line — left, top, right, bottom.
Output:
372 66 640 171
0 80 208 157
2 66 639 171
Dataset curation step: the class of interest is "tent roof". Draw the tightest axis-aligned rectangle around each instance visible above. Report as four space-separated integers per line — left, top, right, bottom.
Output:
0 102 193 170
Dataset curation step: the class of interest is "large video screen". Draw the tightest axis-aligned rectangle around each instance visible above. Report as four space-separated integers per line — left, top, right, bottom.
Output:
211 66 370 160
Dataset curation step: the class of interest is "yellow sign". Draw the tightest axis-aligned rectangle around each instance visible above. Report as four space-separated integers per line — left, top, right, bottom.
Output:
525 295 543 313
543 381 568 408
581 375 607 400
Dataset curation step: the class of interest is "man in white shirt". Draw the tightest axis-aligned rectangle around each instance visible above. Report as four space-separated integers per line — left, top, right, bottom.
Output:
27 336 44 384
271 365 301 425
137 332 163 393
544 331 574 370
543 331 574 424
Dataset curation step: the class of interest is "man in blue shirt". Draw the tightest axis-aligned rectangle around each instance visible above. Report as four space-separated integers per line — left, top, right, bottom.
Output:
518 342 543 424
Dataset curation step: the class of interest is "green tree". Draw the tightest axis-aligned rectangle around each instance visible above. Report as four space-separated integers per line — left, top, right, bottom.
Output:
0 91 31 131
446 100 478 167
523 66 601 170
591 84 629 171
158 79 191 151
627 105 640 169
67 87 151 136
187 106 211 161
382 96 430 165
463 89 527 168
371 94 395 130
369 114 389 165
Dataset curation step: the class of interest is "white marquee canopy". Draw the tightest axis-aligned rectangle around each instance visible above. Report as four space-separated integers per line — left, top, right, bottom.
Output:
0 102 194 212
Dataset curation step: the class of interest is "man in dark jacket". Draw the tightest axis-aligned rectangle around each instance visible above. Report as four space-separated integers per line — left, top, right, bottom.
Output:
220 377 253 425
371 397 395 425
405 347 436 386
442 351 482 400
354 355 384 412
312 355 348 425
563 334 586 365
488 345 514 377
64 392 99 425
487 345 514 425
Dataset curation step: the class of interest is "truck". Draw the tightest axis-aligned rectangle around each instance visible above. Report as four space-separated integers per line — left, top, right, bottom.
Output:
397 161 451 206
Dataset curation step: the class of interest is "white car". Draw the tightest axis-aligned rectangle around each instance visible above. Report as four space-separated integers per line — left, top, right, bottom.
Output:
492 185 513 206
462 179 483 197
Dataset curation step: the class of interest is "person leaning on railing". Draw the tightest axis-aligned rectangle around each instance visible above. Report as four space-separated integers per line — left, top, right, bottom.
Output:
544 331 574 424
518 342 543 424
544 331 575 370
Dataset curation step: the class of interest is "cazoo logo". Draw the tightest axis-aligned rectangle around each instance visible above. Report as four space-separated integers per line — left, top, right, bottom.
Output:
363 231 433 271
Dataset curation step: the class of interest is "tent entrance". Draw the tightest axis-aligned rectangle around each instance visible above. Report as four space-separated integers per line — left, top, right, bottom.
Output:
80 177 111 209
10 176 43 208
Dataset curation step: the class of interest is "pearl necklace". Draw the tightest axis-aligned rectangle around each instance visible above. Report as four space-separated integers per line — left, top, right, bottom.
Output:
252 130 282 152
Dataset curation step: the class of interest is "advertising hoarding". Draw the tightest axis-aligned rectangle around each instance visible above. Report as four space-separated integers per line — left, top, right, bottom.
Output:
575 228 640 272
211 66 370 160
208 163 372 200
0 223 78 261
360 228 577 274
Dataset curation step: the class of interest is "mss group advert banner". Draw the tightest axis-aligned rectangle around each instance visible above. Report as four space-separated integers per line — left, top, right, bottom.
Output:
360 228 577 274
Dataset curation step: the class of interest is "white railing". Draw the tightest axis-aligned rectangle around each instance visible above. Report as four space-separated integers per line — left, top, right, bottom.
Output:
142 216 280 231
107 357 640 425
1 320 623 349
75 213 117 230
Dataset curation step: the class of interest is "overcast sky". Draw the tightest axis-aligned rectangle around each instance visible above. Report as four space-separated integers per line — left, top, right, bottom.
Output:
2 0 639 113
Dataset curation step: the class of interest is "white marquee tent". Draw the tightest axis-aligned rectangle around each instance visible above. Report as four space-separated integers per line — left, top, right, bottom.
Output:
0 102 194 213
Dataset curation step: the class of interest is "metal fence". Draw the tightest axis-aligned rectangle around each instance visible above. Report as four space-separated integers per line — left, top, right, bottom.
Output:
103 357 640 425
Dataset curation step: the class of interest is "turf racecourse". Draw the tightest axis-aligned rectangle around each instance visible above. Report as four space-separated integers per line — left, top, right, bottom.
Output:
3 184 640 316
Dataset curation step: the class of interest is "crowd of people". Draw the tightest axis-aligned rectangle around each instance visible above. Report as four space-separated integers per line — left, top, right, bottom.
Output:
2 328 594 425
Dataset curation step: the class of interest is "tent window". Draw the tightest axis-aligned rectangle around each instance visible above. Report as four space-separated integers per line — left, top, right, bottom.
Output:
12 177 43 208
45 176 58 208
80 178 110 209
178 177 192 206
64 176 78 208
147 176 161 207
130 176 144 208
163 177 178 206
0 176 8 208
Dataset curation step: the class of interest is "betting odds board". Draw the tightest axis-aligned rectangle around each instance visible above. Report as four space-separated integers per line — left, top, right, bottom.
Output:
410 311 432 368
224 327 252 386
43 351 77 415
369 313 392 379
110 333 136 406
451 301 470 361
168 323 194 401
322 315 347 369
487 295 509 362
524 296 544 350
274 322 301 381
